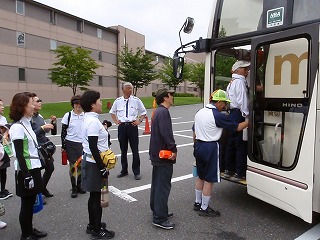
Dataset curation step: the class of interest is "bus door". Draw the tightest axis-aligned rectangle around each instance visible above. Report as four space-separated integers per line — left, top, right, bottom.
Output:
247 23 319 223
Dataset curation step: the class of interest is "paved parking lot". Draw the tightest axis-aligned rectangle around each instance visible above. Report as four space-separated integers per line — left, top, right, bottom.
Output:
1 104 319 240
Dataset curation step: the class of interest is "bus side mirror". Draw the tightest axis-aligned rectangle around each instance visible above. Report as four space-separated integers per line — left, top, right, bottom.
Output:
183 17 195 34
173 55 184 79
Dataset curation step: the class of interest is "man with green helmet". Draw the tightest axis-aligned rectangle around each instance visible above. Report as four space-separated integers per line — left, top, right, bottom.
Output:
193 89 248 217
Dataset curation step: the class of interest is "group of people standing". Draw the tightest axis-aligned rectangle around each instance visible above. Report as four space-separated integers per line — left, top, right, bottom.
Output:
0 59 252 238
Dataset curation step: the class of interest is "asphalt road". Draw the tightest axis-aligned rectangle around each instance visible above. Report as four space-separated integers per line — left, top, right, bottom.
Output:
0 104 318 240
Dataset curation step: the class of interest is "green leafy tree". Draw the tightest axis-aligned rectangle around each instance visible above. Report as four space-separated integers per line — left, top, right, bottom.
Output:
158 57 190 92
49 45 100 96
188 62 205 100
116 45 156 96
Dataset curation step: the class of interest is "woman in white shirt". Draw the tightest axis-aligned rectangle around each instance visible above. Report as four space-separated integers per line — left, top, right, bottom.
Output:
61 95 85 198
80 90 115 239
9 92 47 240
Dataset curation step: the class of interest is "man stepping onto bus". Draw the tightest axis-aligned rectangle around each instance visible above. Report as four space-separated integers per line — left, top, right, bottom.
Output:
193 90 248 217
224 60 250 181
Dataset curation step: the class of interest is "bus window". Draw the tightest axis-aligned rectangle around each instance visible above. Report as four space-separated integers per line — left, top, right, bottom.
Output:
218 0 263 37
251 37 309 169
293 0 320 24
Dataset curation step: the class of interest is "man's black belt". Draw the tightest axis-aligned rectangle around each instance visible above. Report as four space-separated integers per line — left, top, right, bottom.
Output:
120 122 133 125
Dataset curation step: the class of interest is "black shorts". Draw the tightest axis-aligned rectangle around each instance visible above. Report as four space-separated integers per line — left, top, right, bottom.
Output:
194 141 220 183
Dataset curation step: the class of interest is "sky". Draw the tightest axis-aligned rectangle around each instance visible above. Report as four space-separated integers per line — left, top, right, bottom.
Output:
36 0 213 57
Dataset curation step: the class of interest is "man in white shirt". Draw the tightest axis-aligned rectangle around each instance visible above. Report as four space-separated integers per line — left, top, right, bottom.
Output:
109 82 146 180
225 60 250 181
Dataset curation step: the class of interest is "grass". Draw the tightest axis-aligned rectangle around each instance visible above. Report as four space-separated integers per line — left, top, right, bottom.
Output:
3 96 202 120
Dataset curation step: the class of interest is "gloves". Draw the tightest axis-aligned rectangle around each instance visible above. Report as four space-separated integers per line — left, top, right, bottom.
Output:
100 168 109 179
24 176 34 189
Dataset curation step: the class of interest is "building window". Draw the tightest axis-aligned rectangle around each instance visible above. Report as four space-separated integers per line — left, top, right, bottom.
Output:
16 32 25 47
50 39 57 50
19 68 25 81
77 20 84 33
156 56 159 62
16 0 25 15
50 11 56 24
98 52 102 61
98 76 103 86
97 28 102 39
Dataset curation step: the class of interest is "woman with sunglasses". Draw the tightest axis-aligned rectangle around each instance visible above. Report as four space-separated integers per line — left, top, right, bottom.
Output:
61 95 86 198
30 93 56 199
9 92 47 240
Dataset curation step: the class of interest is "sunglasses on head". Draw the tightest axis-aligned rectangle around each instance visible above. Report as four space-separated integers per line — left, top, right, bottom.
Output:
36 99 42 103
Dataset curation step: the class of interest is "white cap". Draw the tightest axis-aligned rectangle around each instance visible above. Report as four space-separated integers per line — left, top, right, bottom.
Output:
232 61 250 72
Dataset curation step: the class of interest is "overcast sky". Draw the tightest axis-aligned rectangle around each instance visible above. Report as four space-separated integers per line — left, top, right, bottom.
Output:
36 0 213 56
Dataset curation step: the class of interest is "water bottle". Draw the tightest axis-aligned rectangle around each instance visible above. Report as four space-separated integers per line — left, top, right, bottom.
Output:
243 127 248 141
61 150 68 165
51 120 57 135
101 180 109 208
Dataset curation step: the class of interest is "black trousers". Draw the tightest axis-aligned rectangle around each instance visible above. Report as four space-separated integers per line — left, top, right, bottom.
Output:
225 109 247 177
118 124 140 175
43 158 54 191
88 191 102 232
20 194 37 238
150 165 173 223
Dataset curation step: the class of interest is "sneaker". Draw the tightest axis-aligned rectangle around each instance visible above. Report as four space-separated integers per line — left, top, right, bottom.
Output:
91 228 115 239
198 207 221 217
77 186 86 194
231 174 246 181
134 174 141 180
152 220 175 230
20 235 37 240
3 189 13 198
193 202 201 211
224 170 234 178
116 172 128 178
86 222 107 234
71 187 78 198
32 228 47 238
0 220 7 229
42 189 54 198
0 191 10 200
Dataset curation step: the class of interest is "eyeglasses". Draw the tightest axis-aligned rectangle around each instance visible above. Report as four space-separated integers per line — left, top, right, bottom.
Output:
36 99 42 103
72 100 81 104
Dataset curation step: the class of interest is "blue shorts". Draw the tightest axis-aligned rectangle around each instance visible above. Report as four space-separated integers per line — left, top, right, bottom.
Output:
194 141 220 183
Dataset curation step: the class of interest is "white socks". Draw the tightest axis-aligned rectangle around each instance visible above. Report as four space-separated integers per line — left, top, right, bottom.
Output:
201 194 211 210
195 189 202 203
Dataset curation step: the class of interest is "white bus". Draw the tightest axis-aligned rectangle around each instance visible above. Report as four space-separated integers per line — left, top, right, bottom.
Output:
174 0 320 223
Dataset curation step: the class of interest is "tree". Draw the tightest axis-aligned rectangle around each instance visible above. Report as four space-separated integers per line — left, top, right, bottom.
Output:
188 62 205 100
49 45 100 96
157 57 190 92
116 45 157 96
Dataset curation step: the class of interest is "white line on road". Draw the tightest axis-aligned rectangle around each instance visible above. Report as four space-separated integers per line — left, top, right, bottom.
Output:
110 173 193 202
174 133 193 139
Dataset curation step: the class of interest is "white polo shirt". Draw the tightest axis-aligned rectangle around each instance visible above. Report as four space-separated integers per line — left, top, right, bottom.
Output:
194 104 238 142
109 95 147 122
82 112 109 163
61 110 84 143
226 73 249 117
0 115 7 125
9 117 42 170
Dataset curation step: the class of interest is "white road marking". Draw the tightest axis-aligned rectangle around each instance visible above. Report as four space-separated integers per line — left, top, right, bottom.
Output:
110 173 193 202
174 133 193 139
172 121 194 125
108 186 137 202
171 117 182 120
295 223 320 239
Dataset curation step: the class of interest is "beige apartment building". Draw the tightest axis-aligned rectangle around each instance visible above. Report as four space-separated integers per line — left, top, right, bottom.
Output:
0 0 202 104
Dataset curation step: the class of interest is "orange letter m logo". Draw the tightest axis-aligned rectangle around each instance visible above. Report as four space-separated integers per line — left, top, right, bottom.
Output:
274 52 308 85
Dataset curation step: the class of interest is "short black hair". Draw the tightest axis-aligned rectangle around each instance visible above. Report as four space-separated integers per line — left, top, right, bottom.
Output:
80 90 100 112
71 95 82 107
156 92 170 105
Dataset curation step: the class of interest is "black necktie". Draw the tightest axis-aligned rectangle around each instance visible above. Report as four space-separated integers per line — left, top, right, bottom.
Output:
125 100 129 118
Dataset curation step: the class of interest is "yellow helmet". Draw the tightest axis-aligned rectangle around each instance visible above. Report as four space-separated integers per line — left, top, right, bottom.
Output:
211 89 231 102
